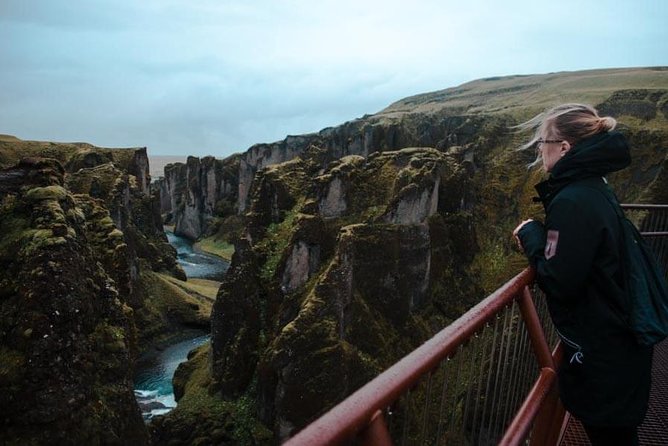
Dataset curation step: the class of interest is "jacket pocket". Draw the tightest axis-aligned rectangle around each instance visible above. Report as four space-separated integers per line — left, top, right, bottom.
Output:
556 327 584 365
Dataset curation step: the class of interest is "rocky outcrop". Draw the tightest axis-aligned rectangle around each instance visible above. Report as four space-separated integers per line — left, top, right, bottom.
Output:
0 158 148 445
156 155 240 240
65 157 184 299
190 148 477 442
0 138 213 444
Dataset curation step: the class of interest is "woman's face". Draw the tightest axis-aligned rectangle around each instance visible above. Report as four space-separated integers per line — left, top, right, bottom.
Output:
538 135 570 172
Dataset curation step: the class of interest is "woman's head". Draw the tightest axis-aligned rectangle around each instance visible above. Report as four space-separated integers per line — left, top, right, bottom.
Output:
519 103 617 172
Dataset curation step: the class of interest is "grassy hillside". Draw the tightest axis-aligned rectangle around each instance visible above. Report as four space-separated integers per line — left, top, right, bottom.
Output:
380 67 668 119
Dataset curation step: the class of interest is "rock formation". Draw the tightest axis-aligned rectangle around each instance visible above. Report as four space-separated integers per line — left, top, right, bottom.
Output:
0 158 148 444
0 138 208 444
155 155 239 240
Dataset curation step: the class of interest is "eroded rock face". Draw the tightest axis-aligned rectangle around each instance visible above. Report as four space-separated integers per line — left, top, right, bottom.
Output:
318 176 346 218
0 139 208 445
156 155 240 240
0 159 148 445
202 148 478 442
210 238 262 396
66 156 184 293
280 241 321 293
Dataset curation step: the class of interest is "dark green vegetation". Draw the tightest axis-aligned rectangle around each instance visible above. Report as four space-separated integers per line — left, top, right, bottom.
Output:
0 142 213 444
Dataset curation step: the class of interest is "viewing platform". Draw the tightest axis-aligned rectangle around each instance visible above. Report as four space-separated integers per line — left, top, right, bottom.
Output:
561 336 668 445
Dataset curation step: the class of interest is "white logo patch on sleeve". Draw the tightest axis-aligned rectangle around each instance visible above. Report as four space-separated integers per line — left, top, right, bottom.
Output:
545 230 559 259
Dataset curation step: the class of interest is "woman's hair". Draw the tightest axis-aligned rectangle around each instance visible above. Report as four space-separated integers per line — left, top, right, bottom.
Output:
517 103 617 164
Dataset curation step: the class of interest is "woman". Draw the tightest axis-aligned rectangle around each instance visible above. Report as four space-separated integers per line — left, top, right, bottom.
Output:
512 103 652 445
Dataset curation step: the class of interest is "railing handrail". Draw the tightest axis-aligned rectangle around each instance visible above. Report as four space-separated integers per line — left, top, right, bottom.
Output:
621 204 668 210
285 268 536 445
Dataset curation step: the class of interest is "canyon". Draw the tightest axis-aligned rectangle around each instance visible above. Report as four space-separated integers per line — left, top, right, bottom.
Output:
1 67 667 445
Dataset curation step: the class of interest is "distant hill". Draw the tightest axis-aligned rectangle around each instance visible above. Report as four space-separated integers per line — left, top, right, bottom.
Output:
379 67 668 119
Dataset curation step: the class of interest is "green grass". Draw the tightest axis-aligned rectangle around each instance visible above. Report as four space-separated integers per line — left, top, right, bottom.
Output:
380 67 668 118
160 274 220 300
194 237 235 261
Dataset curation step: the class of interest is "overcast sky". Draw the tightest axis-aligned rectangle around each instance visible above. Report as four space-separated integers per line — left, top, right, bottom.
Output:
1 1 666 158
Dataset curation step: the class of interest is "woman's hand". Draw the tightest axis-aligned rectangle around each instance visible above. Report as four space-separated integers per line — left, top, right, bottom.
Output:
512 219 534 252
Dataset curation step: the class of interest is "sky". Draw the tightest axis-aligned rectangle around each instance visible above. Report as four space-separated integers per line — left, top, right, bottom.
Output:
1 1 667 158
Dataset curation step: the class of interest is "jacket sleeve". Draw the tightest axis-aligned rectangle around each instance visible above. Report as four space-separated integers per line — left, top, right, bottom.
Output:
517 196 600 302
516 220 546 262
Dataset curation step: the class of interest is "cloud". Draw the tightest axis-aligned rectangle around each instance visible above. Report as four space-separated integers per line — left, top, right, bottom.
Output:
1 0 666 157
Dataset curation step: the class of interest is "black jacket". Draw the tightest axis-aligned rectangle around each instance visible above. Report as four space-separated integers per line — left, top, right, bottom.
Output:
517 131 653 427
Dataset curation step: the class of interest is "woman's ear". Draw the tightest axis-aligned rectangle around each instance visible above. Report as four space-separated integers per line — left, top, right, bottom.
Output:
560 141 572 156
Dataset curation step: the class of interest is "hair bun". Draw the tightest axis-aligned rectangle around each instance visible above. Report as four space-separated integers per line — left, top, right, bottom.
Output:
598 116 617 132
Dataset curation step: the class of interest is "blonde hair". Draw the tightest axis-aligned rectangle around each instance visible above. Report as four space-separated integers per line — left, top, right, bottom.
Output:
517 103 617 165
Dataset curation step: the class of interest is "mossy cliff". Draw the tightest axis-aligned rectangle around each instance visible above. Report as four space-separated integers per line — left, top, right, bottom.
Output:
159 68 668 253
154 148 481 443
0 158 148 445
155 154 240 240
159 67 668 445
0 140 208 444
0 137 206 348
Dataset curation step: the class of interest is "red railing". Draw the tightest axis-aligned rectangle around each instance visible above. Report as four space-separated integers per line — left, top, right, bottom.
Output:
285 204 667 446
285 267 563 446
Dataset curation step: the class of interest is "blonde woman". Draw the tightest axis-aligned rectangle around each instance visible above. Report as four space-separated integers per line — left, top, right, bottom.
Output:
512 104 652 446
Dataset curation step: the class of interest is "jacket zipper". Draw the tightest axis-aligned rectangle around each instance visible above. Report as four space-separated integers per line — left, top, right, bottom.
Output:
555 327 584 364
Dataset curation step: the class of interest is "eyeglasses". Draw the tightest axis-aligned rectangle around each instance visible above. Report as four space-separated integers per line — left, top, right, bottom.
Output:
535 138 563 150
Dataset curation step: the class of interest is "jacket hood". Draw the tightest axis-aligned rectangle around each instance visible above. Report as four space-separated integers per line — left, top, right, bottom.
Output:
534 131 631 204
550 131 631 180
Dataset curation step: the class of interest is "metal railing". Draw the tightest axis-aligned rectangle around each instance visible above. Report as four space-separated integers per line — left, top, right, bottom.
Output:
285 268 561 446
284 204 668 446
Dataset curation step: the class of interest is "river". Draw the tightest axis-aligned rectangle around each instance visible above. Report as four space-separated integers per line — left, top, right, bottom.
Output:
133 230 228 421
165 230 229 281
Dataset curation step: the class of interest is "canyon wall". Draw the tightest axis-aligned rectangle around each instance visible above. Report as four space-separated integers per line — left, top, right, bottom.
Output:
0 157 149 444
155 154 240 240
0 139 207 444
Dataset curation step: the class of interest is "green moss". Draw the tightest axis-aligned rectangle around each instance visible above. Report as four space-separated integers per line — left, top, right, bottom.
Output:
24 186 67 202
135 271 211 348
108 228 124 239
0 347 26 387
151 344 273 445
19 229 67 256
257 208 301 281
195 236 235 261
0 214 28 261
91 322 127 353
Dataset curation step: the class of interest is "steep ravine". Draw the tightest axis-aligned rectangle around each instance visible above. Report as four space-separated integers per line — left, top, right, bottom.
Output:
0 140 220 445
134 231 227 421
1 68 666 445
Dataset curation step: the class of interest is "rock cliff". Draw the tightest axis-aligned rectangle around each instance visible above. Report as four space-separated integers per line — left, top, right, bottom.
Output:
155 154 240 240
0 158 148 444
0 138 208 444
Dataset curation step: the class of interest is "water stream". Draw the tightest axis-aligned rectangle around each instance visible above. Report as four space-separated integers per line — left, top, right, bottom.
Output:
133 230 228 421
166 230 229 281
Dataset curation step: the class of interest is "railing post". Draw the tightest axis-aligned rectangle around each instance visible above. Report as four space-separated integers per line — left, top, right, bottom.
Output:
517 286 554 369
516 285 565 446
358 410 393 446
529 381 565 446
498 368 557 446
